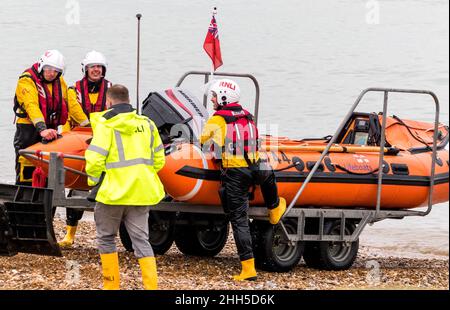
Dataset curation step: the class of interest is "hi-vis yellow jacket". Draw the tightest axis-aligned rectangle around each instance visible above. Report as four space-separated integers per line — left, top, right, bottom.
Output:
15 73 88 128
85 104 165 205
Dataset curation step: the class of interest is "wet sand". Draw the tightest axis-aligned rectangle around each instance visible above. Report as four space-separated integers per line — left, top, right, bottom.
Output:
0 218 448 290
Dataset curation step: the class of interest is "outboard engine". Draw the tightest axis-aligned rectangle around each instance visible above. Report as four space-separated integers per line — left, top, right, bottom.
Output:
141 88 208 144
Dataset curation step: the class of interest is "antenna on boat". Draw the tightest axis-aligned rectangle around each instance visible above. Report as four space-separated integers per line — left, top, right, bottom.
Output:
136 13 142 114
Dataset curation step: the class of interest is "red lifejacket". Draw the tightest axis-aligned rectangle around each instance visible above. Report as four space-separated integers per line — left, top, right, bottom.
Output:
213 103 259 160
21 63 68 129
74 77 110 117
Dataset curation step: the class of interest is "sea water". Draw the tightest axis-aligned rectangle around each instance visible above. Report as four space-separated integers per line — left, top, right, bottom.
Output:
0 0 448 258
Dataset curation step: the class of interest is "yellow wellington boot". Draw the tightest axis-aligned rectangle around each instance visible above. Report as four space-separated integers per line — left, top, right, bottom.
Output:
233 258 257 281
58 225 77 248
100 252 120 290
138 256 158 290
269 197 286 225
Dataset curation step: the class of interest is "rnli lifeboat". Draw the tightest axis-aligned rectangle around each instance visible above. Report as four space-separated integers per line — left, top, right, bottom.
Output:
22 87 450 210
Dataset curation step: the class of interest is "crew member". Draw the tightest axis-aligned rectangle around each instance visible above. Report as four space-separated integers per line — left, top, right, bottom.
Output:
200 79 286 281
13 50 89 185
59 50 112 248
85 84 165 290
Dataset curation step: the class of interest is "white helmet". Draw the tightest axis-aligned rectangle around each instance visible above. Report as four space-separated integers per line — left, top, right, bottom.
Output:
37 50 65 74
81 50 107 75
210 79 240 106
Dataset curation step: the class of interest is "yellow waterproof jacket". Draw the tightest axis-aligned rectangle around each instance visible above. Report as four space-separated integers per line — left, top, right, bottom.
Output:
15 73 88 128
85 104 165 205
200 115 259 168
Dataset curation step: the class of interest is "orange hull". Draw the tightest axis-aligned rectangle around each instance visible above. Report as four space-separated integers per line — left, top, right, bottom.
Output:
25 127 92 190
159 142 449 209
23 128 449 210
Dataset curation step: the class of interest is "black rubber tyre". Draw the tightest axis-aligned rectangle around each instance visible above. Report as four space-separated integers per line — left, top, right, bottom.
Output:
119 211 176 255
251 220 304 272
305 220 359 270
174 214 229 257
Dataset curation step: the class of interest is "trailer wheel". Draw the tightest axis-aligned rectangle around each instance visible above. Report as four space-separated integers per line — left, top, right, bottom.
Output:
305 220 359 270
119 211 176 255
174 214 229 257
251 220 304 272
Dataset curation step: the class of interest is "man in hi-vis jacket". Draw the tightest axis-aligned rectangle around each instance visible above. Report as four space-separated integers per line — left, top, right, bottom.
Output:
85 84 165 290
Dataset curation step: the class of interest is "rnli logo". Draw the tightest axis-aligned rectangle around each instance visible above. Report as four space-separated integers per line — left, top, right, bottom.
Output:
219 81 236 90
353 154 370 163
347 154 372 171
135 124 145 133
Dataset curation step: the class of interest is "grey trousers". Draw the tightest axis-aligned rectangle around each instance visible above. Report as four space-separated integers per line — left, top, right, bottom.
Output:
94 202 154 259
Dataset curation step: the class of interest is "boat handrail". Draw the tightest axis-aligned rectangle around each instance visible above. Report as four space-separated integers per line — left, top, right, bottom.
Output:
281 88 440 230
176 71 261 126
18 150 87 177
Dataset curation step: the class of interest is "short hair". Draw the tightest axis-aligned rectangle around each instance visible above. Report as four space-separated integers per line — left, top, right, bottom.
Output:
107 84 130 104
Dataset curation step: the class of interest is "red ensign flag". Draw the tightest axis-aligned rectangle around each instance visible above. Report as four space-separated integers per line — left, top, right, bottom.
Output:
203 14 223 71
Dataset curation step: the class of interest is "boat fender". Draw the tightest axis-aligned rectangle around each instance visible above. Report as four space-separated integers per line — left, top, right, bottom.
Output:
306 161 324 172
382 160 390 173
390 163 409 175
324 157 336 172
291 157 304 172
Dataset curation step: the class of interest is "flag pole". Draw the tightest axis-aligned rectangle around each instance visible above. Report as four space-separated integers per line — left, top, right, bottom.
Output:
210 7 217 82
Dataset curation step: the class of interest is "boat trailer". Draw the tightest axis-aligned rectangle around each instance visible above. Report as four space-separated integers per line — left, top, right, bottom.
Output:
0 74 444 271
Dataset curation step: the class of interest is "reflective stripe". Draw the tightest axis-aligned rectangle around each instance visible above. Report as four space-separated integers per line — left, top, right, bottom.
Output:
234 124 241 140
147 120 155 162
105 121 156 170
80 119 90 127
88 175 100 183
154 144 164 153
114 130 125 161
149 122 155 148
87 144 109 157
249 122 254 139
106 158 153 169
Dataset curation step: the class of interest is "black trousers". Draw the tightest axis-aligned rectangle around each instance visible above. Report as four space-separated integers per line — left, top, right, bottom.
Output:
219 163 279 261
66 190 85 226
14 124 41 185
66 208 84 226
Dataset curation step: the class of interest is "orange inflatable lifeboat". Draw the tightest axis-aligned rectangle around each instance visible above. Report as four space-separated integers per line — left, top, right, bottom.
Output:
24 126 92 190
21 87 449 210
